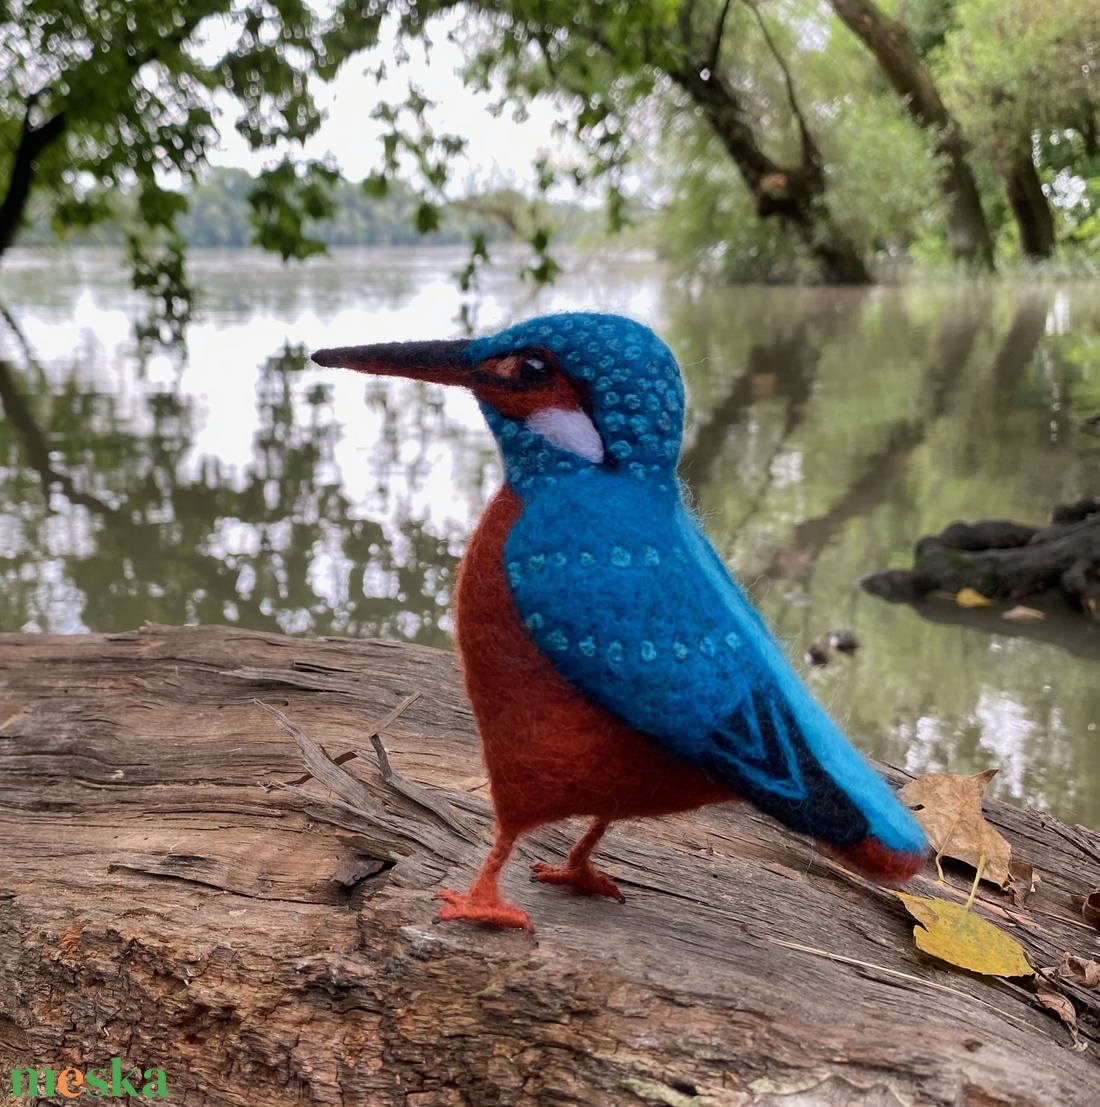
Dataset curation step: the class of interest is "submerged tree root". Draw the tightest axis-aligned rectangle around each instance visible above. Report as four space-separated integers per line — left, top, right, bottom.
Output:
863 497 1100 619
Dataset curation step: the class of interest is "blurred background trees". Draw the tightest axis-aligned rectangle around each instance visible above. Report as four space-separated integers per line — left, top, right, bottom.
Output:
1 0 1097 300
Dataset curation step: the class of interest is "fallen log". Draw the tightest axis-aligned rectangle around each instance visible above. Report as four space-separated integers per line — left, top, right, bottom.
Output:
862 499 1100 622
2 624 1099 1106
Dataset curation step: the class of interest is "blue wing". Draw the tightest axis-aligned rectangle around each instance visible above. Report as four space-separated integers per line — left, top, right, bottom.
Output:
504 470 924 855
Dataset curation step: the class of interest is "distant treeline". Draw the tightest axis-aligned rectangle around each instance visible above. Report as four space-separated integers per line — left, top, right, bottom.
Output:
21 167 595 250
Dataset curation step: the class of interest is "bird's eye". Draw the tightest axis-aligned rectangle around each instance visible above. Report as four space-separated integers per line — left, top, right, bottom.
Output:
476 350 556 386
520 356 550 382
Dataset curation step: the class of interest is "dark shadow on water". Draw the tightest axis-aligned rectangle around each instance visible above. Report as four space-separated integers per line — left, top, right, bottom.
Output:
884 595 1100 664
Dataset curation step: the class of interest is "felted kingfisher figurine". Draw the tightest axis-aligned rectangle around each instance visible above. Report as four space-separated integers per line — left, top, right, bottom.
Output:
312 313 927 933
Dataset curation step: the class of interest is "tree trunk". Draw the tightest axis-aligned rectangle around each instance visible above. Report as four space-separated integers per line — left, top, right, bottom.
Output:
0 99 65 260
1001 143 1056 259
941 140 999 266
2 624 1100 1105
829 0 996 270
671 66 871 284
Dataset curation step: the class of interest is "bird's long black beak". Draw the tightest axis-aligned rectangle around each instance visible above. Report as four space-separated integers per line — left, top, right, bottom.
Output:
311 338 473 386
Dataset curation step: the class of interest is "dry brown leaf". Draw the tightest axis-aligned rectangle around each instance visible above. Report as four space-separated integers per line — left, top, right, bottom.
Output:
1057 953 1100 989
956 587 993 609
899 769 1012 886
1005 859 1037 906
898 893 1033 977
1002 605 1045 623
1078 889 1100 932
1035 980 1082 1046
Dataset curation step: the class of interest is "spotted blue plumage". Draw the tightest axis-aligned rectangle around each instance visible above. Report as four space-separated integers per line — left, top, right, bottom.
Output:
470 312 926 857
466 313 682 494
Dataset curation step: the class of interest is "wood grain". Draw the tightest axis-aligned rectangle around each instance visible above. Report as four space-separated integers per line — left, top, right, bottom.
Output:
2 624 1098 1106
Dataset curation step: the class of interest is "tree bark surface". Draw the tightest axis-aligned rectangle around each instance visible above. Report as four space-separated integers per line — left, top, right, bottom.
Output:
2 625 1099 1106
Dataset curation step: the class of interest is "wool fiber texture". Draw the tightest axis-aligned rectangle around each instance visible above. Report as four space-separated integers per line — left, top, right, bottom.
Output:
434 311 926 925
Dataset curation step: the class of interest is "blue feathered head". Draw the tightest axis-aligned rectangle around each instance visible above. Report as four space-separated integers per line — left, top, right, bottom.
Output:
313 312 684 494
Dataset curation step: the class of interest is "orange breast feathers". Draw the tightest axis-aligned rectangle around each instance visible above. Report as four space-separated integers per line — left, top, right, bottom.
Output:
453 485 734 835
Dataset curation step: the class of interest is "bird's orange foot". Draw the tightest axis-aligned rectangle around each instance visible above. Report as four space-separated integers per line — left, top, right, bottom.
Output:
435 889 533 934
530 861 625 902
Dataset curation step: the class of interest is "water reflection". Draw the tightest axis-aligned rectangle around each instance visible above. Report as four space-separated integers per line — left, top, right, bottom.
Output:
0 339 461 642
1 247 1099 827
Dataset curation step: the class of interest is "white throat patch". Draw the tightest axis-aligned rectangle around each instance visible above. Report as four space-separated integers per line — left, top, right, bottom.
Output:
524 407 605 464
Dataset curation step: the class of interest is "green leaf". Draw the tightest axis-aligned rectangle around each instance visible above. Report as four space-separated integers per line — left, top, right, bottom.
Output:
362 174 390 199
414 201 440 235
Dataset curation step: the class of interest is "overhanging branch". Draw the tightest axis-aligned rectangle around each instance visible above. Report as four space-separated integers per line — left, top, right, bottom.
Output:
707 0 735 75
744 0 822 181
0 93 66 259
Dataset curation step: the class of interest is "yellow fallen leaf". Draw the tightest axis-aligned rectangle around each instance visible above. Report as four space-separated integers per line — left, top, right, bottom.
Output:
899 769 1012 887
1002 605 1045 623
898 893 1033 977
956 588 993 608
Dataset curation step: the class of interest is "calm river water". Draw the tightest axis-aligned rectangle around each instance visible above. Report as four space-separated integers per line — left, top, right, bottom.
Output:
1 245 1099 827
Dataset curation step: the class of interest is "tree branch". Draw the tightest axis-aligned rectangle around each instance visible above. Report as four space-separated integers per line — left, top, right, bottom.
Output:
744 0 822 180
3 625 1100 1101
0 94 66 259
707 0 735 75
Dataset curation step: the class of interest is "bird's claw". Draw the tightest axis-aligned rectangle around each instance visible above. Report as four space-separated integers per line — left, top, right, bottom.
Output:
435 889 534 934
530 860 624 901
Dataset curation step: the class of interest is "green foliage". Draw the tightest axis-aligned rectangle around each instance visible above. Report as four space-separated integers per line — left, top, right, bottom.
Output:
455 230 490 294
127 233 195 349
436 1 686 276
0 0 376 224
654 0 942 280
415 200 441 235
822 98 945 252
902 0 959 57
0 0 395 340
657 130 815 283
248 158 340 260
176 168 255 246
929 0 1099 259
19 166 595 253
3 0 1098 307
935 0 1097 157
1038 129 1100 252
50 190 115 234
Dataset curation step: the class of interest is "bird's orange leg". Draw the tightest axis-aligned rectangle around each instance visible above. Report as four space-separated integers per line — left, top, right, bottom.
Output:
531 818 624 901
436 829 533 933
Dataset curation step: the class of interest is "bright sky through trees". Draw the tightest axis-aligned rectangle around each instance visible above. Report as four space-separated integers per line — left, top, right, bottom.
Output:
202 12 575 193
2 0 1095 303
